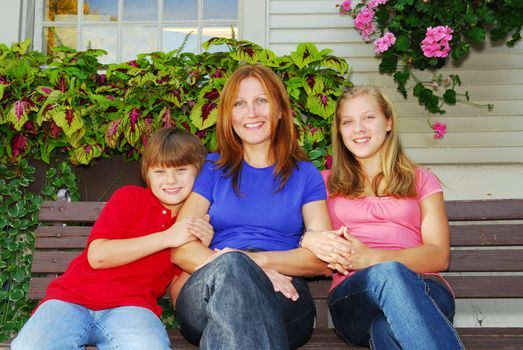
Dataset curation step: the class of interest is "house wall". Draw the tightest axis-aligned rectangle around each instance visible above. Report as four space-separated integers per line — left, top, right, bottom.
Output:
0 0 23 45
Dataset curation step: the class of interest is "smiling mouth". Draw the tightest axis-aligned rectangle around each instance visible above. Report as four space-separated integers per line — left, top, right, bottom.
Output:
353 137 370 144
164 188 182 194
244 121 264 129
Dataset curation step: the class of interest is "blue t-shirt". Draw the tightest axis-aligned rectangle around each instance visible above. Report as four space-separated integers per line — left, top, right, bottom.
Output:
193 153 326 251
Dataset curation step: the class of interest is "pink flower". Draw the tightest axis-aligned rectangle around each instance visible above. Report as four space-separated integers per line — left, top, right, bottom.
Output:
368 0 388 8
354 7 375 40
432 121 447 140
374 32 396 54
421 26 453 58
340 0 351 12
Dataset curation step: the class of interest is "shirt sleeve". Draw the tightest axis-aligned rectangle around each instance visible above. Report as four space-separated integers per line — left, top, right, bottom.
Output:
416 167 443 202
191 153 219 203
87 186 137 243
302 162 327 204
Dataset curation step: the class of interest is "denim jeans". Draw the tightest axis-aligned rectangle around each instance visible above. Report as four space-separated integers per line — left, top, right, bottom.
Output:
328 261 464 350
11 299 171 350
175 251 315 350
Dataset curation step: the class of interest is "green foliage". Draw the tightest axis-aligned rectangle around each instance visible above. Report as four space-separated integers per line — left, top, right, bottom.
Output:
0 160 40 341
0 160 79 342
0 38 352 170
338 0 521 114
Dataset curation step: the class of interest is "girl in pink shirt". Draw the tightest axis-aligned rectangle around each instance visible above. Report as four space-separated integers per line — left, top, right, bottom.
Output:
301 86 463 349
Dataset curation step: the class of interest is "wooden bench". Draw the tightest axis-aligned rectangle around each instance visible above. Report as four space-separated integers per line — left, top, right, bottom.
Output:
2 199 523 349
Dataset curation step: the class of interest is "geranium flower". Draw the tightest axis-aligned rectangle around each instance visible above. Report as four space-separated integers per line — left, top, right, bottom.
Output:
374 32 396 54
432 121 447 140
354 7 375 40
368 0 388 9
421 26 453 58
340 0 351 13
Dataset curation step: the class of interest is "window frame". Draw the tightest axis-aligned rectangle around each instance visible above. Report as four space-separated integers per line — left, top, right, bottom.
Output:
31 0 249 62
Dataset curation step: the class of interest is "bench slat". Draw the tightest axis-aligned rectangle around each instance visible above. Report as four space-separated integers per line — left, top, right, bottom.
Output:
448 249 523 272
445 275 523 298
35 226 91 248
38 201 106 222
308 275 523 299
31 252 81 273
445 199 523 221
450 224 523 246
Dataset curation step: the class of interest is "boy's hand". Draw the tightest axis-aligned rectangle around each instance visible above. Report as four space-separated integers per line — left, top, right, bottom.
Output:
189 214 213 247
164 216 213 248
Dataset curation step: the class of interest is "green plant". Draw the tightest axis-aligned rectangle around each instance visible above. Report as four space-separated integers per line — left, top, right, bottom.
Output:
337 0 522 136
0 160 41 341
1 38 351 169
0 159 80 342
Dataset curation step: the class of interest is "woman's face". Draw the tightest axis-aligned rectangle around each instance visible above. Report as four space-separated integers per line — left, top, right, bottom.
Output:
231 77 273 148
338 94 392 164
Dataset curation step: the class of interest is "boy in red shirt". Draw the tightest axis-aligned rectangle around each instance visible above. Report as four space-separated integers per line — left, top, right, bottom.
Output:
12 128 212 350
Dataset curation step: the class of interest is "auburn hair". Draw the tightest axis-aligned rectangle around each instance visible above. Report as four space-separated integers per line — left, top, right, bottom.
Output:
328 86 417 198
141 127 207 186
215 64 307 193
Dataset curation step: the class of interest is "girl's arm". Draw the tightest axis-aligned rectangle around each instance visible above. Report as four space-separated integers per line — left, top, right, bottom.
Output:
306 192 450 274
87 216 213 269
169 192 216 272
246 200 333 277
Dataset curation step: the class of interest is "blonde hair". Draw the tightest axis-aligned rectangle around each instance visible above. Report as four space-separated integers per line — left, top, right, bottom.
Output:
215 64 306 193
328 86 417 198
141 127 207 186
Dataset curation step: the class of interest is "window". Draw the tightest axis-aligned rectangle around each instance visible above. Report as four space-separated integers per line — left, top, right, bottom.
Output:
34 0 240 64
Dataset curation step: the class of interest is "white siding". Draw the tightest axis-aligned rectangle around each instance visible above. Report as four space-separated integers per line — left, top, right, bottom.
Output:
269 0 523 164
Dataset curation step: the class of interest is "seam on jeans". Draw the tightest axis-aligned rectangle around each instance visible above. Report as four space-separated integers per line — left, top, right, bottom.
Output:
423 280 465 350
95 321 119 350
368 328 376 350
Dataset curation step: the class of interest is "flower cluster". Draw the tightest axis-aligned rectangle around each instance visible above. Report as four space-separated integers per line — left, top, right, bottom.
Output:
374 32 396 54
432 121 447 140
334 0 523 139
421 26 453 58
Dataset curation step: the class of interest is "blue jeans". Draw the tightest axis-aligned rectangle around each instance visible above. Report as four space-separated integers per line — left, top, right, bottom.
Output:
175 252 315 350
11 299 171 350
329 261 464 350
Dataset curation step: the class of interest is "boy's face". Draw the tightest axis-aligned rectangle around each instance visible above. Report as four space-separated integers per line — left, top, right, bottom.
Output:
147 164 197 215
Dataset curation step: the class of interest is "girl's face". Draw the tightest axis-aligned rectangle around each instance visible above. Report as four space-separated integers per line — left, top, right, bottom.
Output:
231 77 273 148
338 94 392 164
147 164 197 215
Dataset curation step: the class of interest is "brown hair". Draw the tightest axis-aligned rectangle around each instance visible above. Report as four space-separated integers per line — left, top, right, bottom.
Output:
328 86 417 198
215 64 307 193
141 127 207 186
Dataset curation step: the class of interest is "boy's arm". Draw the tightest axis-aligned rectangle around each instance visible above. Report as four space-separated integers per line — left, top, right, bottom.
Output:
170 192 215 272
87 217 212 269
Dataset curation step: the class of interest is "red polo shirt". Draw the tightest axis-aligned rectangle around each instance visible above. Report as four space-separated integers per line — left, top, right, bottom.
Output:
40 186 180 317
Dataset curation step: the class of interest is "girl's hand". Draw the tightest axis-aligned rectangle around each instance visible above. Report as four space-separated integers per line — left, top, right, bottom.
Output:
320 228 378 272
301 228 354 274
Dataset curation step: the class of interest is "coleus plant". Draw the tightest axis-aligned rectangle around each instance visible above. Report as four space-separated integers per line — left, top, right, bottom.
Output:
0 38 351 168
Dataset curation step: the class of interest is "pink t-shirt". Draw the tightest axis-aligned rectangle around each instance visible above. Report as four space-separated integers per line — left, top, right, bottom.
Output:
322 168 450 292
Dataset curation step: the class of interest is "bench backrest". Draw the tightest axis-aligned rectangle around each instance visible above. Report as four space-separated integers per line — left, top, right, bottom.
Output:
30 199 523 329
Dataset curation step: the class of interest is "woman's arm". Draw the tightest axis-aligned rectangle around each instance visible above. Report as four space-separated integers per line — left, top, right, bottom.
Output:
87 216 213 269
307 192 450 274
247 200 333 277
170 192 215 272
